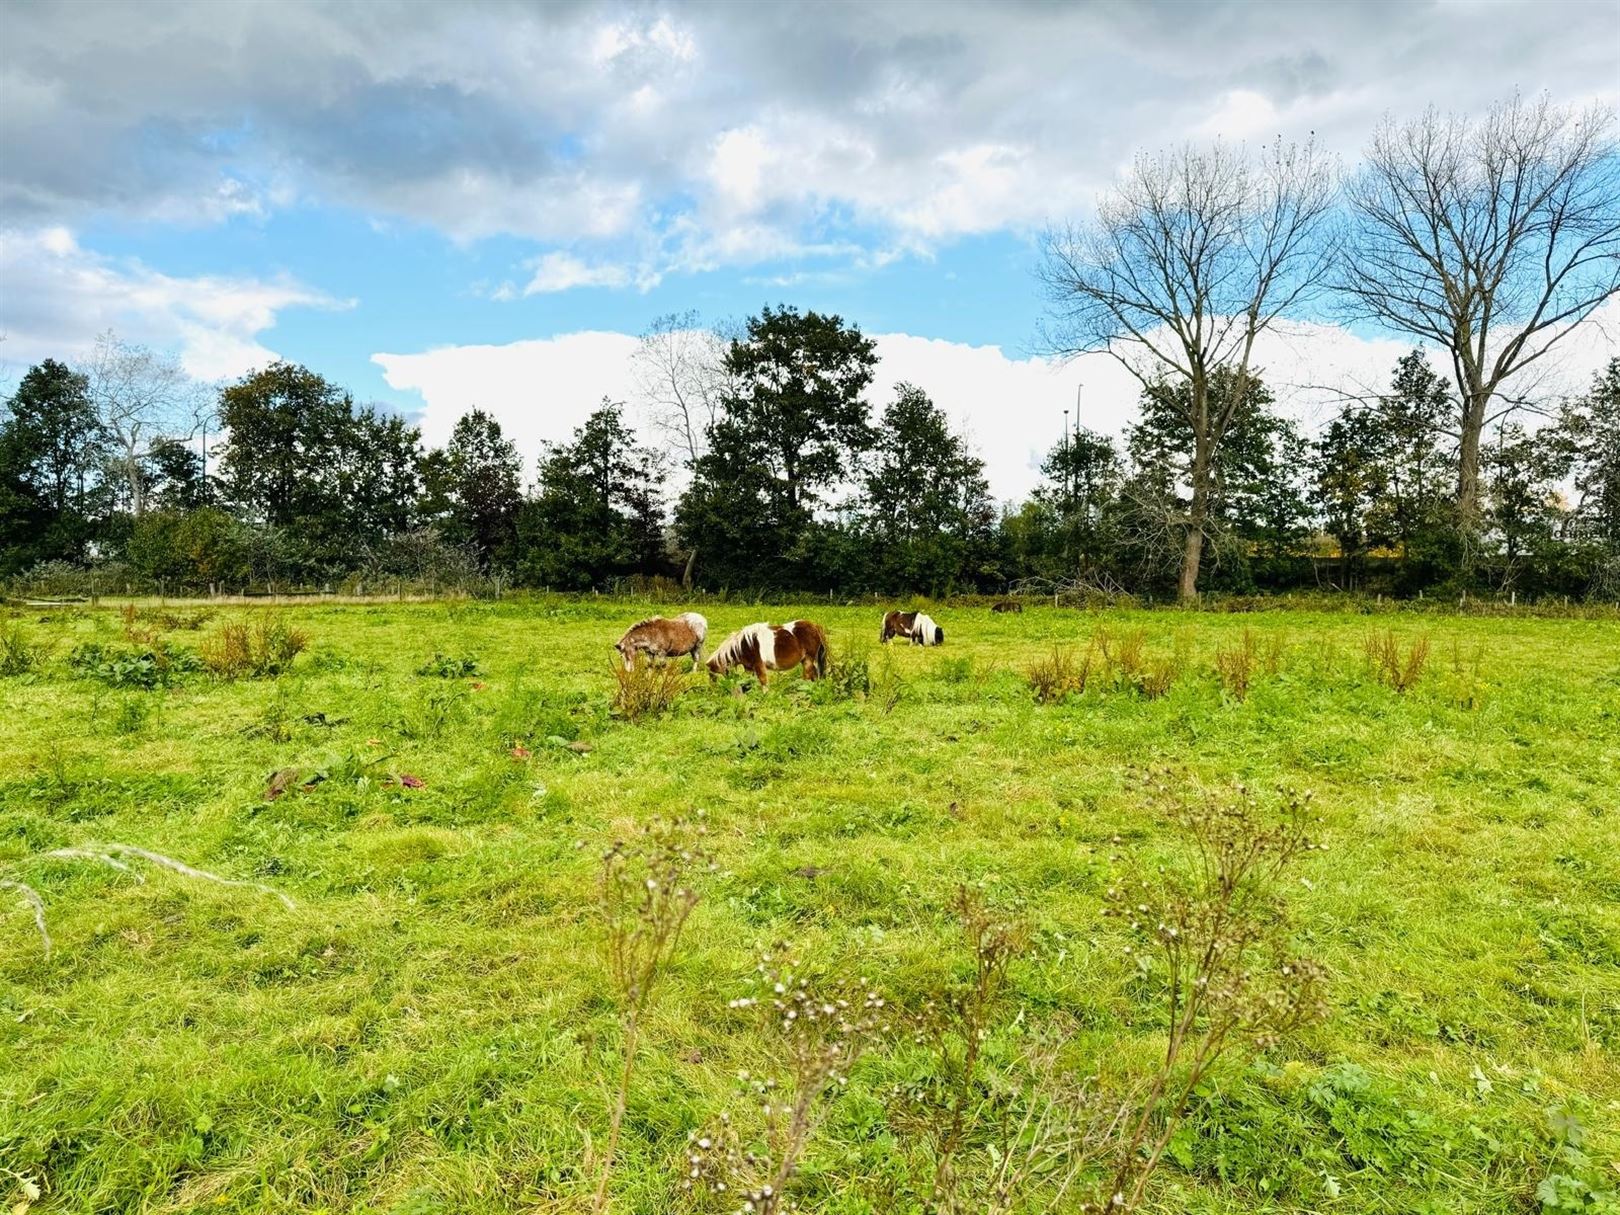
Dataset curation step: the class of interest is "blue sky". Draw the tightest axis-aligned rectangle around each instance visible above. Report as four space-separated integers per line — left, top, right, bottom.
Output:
3 0 1617 497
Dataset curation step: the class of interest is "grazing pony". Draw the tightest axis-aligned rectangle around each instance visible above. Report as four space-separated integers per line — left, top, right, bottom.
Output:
990 599 1023 614
615 612 707 670
706 620 827 686
910 612 944 646
880 609 919 643
881 609 944 645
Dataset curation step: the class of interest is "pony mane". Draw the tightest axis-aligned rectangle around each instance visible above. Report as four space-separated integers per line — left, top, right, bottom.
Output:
711 622 772 668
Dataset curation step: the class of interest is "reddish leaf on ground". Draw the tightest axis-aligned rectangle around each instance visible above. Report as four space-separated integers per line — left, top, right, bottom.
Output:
398 773 425 789
510 744 532 760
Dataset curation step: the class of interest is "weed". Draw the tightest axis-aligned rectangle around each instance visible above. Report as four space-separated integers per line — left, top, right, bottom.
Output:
1027 644 1095 704
113 696 153 736
611 658 687 721
1215 629 1260 702
820 636 873 700
1365 629 1430 693
1138 658 1178 700
908 886 1031 1210
594 817 712 1213
200 616 309 680
0 621 45 676
1106 627 1148 684
416 653 481 678
1097 778 1329 1210
1448 637 1486 710
935 655 975 685
68 640 199 689
686 958 889 1213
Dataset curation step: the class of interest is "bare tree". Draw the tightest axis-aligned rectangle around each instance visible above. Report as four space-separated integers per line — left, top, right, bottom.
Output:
628 309 738 467
83 331 206 516
1343 94 1620 531
1038 139 1337 599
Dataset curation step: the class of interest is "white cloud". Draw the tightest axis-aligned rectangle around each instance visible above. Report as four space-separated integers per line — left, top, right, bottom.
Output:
0 227 349 381
369 310 1620 503
372 332 644 465
523 252 631 294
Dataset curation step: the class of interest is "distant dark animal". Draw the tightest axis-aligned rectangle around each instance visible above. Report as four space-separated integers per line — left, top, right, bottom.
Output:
706 620 828 686
990 599 1023 613
881 610 918 643
911 612 943 646
615 612 707 670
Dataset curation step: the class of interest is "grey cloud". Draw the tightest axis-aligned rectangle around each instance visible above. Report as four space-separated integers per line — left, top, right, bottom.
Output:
2 0 1616 263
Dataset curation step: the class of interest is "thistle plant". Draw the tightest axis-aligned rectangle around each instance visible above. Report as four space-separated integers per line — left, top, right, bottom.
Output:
593 816 713 1213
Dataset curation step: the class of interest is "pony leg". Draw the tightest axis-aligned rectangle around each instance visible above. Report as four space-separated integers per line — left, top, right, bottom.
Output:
752 659 768 687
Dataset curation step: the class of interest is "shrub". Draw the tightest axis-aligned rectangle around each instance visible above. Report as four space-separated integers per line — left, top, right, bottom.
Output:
610 659 686 721
200 616 309 680
1365 629 1430 693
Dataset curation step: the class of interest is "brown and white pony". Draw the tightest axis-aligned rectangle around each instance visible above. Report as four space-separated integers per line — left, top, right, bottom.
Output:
910 612 944 646
615 612 708 670
881 610 944 645
705 620 827 686
880 609 918 643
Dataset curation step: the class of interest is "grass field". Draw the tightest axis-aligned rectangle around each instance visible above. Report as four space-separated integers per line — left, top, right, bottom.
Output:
2 599 1617 1215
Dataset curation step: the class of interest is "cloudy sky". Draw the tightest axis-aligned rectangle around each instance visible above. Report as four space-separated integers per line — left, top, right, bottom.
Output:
2 0 1617 498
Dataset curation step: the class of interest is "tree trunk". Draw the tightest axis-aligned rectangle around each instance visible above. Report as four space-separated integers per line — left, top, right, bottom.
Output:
1179 420 1211 602
1456 385 1489 530
1178 526 1204 601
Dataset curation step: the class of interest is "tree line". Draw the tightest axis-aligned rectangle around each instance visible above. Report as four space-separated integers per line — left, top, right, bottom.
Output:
3 94 1617 600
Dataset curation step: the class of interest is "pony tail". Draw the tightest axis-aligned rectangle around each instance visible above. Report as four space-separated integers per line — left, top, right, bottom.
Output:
817 637 829 678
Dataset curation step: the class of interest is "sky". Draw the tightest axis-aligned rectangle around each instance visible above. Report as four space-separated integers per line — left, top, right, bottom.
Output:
2 0 1618 500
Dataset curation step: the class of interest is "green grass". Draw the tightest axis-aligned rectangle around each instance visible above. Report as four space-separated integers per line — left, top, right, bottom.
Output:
1 599 1617 1214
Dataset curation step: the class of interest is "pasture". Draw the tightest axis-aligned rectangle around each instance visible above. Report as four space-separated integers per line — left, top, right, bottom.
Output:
1 599 1617 1214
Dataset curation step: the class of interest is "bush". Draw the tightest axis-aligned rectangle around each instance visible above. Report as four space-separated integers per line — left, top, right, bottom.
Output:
201 616 309 680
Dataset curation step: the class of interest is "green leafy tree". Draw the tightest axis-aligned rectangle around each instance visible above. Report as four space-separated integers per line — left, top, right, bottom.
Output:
1366 352 1455 583
1120 369 1296 590
1027 425 1123 581
1563 358 1620 546
677 305 878 588
1312 411 1385 590
1484 422 1571 591
0 358 106 571
143 438 209 512
439 409 522 567
859 384 996 592
215 363 423 569
518 399 666 588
